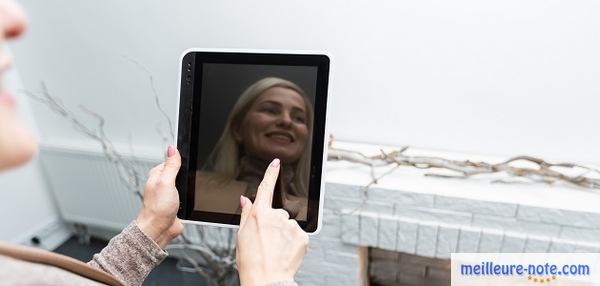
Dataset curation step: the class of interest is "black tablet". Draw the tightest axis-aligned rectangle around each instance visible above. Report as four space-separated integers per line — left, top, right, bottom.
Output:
175 49 330 233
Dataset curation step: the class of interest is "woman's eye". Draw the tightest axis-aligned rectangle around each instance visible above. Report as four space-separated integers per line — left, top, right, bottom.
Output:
293 116 306 124
261 107 278 114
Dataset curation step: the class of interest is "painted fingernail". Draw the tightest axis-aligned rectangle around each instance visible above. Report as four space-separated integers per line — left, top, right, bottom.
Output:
240 195 247 207
270 158 280 167
167 145 175 157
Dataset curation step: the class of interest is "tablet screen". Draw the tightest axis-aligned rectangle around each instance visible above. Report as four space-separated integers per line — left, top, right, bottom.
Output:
177 51 329 232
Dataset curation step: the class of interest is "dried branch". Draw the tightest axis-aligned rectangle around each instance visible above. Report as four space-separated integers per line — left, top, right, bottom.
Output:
323 139 600 258
24 83 144 200
26 81 238 286
327 143 600 190
123 56 175 143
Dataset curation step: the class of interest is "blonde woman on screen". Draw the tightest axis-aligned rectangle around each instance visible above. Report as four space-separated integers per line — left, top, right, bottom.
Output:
195 77 313 220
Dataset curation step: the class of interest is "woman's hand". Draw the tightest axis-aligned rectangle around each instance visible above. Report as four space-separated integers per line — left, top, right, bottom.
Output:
236 158 309 286
136 145 184 249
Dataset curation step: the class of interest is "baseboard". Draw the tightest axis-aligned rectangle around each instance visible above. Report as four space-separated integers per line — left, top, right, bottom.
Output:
15 217 73 251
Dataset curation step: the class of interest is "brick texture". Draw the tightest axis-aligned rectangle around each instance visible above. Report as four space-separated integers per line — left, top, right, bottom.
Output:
297 183 600 286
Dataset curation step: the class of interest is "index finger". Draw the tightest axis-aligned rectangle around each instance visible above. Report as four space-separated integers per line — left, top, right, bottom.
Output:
253 158 281 209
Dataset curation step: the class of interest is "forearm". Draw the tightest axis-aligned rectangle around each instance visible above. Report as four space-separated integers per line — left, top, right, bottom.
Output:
87 221 168 286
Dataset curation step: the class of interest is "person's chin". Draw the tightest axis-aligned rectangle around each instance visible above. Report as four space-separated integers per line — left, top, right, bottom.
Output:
270 152 298 165
0 125 38 170
17 128 38 162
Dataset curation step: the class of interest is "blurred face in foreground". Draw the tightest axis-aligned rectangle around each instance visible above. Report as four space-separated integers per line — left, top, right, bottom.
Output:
0 0 36 171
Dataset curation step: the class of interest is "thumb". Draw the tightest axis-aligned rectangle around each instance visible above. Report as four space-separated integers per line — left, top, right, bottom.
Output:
239 195 252 229
162 145 181 181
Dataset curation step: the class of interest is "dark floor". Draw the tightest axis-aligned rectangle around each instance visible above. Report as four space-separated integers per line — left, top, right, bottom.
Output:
53 236 209 285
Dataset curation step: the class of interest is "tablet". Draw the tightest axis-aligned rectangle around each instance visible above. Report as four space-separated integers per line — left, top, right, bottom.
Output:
175 49 330 233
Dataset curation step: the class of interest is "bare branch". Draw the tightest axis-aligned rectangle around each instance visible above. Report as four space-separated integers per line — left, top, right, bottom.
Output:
122 56 175 143
25 84 144 200
328 141 600 191
26 82 237 285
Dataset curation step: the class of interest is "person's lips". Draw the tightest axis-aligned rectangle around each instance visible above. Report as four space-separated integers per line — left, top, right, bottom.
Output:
0 90 16 109
265 131 295 143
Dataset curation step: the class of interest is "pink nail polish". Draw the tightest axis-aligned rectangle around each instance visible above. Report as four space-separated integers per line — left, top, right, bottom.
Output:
270 158 280 167
240 195 246 207
167 145 175 157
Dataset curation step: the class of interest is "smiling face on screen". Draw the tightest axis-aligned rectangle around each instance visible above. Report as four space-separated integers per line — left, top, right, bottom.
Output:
234 86 309 164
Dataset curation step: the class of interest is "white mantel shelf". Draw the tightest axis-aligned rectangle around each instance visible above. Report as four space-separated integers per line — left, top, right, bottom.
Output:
326 141 600 215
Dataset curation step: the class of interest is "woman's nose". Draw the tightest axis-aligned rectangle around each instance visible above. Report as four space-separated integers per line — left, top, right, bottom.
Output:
0 0 28 39
277 112 293 127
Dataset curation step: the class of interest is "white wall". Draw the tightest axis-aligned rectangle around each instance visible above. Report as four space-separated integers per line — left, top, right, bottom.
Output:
11 0 600 164
0 63 62 246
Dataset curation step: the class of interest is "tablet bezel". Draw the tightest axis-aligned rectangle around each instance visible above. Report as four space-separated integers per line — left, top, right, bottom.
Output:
175 49 330 234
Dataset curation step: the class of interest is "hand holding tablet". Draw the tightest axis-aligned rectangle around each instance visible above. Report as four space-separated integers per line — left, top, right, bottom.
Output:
175 50 330 233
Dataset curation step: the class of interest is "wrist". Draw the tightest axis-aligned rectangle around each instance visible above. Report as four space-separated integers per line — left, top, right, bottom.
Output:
136 210 175 249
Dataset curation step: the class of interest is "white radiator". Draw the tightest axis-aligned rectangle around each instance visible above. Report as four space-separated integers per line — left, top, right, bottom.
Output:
39 144 159 231
38 144 231 248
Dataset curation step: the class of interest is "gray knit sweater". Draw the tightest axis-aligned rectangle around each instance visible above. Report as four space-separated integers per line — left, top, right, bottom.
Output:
0 221 297 286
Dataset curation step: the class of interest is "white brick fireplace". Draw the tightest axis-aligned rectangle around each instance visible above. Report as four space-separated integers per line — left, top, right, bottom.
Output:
296 142 600 286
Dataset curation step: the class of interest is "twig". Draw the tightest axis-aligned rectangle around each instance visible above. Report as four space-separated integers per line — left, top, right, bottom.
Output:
24 83 144 200
122 56 175 142
26 81 238 286
328 144 600 191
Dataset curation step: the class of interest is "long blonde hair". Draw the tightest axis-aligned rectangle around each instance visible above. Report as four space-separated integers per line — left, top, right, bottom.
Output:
206 77 313 197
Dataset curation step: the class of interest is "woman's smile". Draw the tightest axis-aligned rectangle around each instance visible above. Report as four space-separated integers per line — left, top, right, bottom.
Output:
265 130 295 143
